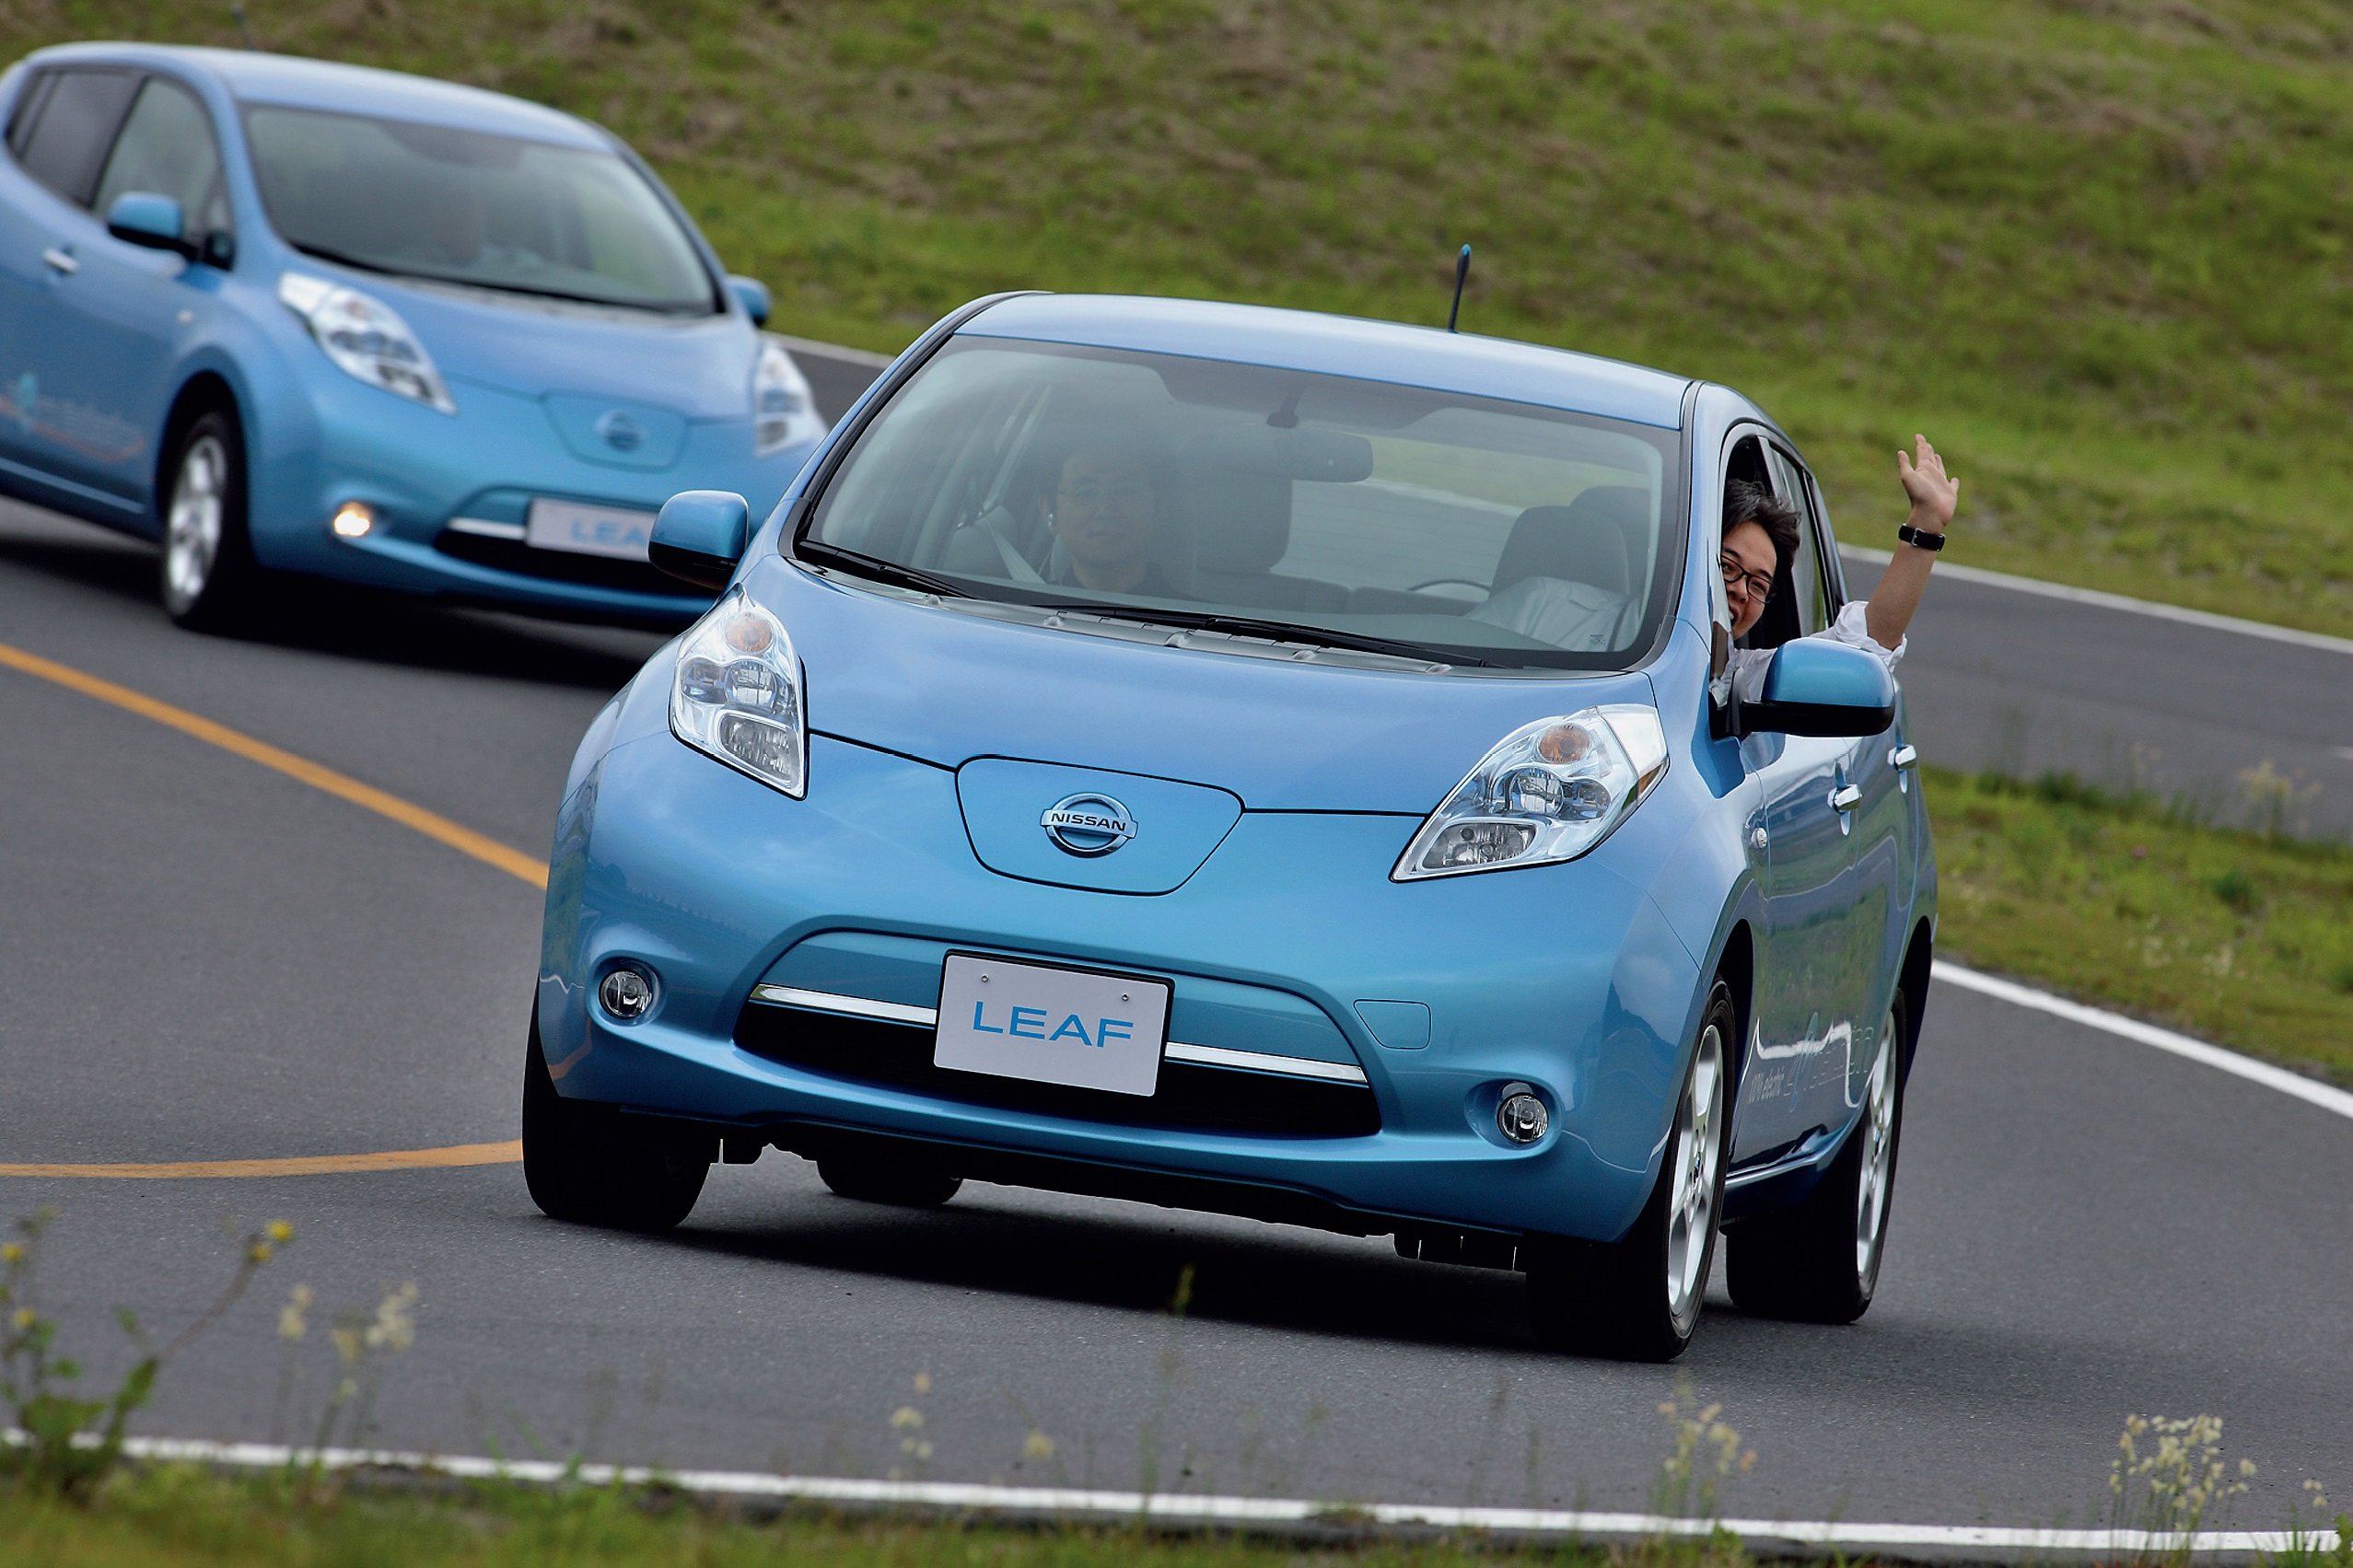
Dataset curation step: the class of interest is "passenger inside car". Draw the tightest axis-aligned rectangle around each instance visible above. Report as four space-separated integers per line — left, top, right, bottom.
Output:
1035 438 1184 597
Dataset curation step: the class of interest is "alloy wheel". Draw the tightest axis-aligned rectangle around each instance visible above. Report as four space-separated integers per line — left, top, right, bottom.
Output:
165 435 227 607
1664 1020 1726 1328
1855 1005 1900 1280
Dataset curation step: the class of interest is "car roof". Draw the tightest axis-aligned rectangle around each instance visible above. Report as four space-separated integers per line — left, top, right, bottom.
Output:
22 43 610 150
958 294 1693 430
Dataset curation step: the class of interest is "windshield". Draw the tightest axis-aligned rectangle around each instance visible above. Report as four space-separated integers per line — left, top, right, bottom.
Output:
243 105 717 313
802 337 1683 671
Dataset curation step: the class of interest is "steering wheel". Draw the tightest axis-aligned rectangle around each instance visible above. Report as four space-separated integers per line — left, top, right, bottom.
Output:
1407 577 1491 596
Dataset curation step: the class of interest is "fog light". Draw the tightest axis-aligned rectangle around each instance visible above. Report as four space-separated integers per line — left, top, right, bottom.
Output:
331 501 374 539
598 967 655 1021
1497 1085 1548 1144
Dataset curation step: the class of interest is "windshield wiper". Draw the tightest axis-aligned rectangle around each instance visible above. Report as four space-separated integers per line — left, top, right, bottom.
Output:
288 243 710 313
287 240 395 277
797 540 970 599
1035 603 1491 668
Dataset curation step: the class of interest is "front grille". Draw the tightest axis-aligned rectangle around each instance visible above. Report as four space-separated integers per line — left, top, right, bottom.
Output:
735 1005 1380 1138
433 529 705 598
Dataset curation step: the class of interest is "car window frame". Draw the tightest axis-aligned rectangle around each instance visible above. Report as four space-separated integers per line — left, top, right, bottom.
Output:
1761 439 1834 637
6 64 146 210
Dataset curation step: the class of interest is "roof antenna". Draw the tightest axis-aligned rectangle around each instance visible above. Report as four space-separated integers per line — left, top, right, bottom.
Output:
1446 244 1473 333
232 4 258 50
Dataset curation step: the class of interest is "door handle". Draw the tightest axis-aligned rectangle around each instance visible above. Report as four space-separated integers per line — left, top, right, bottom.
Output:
1889 744 1918 770
41 247 78 275
1830 784 1862 813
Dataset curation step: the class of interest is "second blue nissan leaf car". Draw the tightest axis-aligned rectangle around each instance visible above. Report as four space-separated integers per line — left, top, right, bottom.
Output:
528 293 1937 1361
0 44 826 628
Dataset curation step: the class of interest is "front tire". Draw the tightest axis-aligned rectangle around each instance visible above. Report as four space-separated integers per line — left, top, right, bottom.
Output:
1526 983 1734 1362
522 1010 710 1231
1725 987 1908 1324
159 410 264 630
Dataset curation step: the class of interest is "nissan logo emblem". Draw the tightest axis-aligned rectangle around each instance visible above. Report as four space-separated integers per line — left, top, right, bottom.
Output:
594 410 646 452
1040 793 1136 857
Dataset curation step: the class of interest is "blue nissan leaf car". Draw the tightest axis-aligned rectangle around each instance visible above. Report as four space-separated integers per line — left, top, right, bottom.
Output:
529 293 1937 1360
0 45 825 628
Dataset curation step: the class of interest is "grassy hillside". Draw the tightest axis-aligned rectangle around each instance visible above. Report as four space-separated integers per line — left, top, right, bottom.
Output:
6 0 2351 632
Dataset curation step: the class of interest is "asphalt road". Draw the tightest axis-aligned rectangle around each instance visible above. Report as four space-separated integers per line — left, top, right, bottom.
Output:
791 339 2353 841
2 490 2348 1528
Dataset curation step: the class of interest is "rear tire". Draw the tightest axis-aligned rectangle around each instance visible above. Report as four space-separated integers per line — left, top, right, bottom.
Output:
159 410 265 630
1725 987 1908 1324
818 1147 961 1208
522 1009 710 1231
1526 983 1734 1362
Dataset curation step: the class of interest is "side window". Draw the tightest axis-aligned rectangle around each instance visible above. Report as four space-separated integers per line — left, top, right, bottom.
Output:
1764 445 1831 636
6 71 58 159
92 77 227 237
12 68 141 206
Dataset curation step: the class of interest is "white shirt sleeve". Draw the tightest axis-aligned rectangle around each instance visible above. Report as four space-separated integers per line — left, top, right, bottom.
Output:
1730 601 1903 703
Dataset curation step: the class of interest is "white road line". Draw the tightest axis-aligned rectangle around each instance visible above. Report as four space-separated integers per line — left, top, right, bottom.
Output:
1935 961 2353 1123
771 332 892 367
48 1434 2333 1555
2332 745 2353 763
1840 546 2353 656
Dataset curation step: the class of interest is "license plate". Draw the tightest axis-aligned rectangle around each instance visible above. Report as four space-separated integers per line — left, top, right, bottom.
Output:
524 499 657 561
934 954 1168 1098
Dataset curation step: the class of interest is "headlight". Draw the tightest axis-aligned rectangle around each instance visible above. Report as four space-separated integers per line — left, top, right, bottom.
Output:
670 587 806 797
1393 705 1669 880
276 273 456 414
752 336 826 457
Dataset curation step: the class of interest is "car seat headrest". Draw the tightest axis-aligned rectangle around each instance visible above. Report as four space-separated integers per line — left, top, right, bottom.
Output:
1491 487 1650 598
1178 467 1293 575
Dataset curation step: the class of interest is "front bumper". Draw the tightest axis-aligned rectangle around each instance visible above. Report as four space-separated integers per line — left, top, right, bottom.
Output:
245 372 811 624
539 727 1707 1245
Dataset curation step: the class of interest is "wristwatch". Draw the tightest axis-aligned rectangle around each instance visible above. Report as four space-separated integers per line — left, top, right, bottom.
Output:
1896 523 1946 552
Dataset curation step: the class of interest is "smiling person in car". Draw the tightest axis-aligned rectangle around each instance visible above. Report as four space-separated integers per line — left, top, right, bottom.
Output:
1723 434 1960 697
1039 440 1182 598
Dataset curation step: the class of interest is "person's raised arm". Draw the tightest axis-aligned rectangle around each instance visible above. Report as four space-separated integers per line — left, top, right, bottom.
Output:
1864 434 1960 650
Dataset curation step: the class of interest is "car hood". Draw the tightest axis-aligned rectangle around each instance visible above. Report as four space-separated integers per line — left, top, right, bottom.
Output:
326 270 758 419
746 555 1661 815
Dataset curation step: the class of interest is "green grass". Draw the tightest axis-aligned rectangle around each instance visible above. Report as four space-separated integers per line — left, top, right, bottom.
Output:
1924 764 2353 1085
6 1 2352 632
0 1464 1718 1568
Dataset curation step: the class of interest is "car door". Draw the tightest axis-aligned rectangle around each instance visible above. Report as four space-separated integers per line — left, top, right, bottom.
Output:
18 71 230 506
1778 451 1910 1128
1800 461 1910 1121
1735 436 1875 1156
0 66 143 487
0 70 58 463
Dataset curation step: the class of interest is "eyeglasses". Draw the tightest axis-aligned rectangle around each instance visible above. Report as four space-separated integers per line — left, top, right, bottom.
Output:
1718 554 1774 604
1056 479 1152 510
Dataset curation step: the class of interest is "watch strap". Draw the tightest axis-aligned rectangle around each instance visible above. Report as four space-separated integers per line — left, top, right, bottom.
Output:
1897 523 1946 552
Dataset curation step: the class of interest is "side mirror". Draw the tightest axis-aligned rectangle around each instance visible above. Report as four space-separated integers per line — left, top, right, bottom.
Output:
106 192 194 258
726 274 772 328
1738 640 1895 738
649 490 751 590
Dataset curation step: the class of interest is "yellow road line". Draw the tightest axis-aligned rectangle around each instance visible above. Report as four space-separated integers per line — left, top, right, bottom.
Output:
0 640 548 1179
0 1141 522 1179
0 641 546 889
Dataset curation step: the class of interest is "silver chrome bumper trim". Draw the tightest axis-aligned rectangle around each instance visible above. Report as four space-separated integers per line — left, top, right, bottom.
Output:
445 517 528 540
747 983 1370 1086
